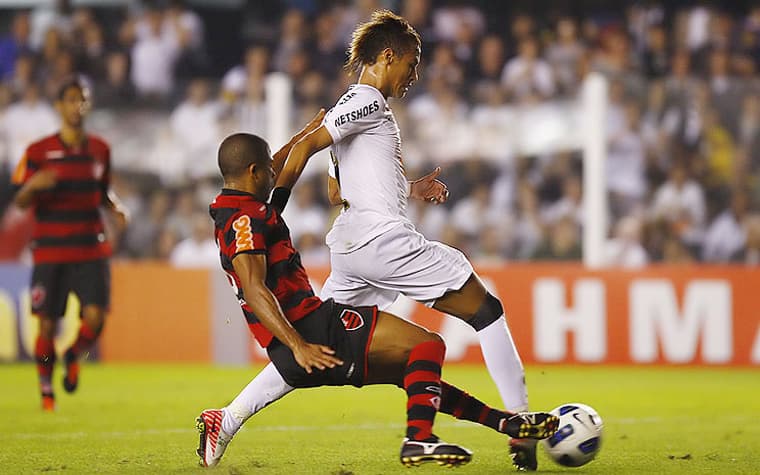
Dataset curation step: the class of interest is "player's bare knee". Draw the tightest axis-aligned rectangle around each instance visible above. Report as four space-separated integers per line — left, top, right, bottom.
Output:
38 318 57 338
466 293 503 331
80 306 106 333
425 331 444 346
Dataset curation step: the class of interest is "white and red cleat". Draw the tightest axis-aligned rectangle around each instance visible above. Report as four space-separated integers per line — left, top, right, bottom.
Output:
195 409 233 467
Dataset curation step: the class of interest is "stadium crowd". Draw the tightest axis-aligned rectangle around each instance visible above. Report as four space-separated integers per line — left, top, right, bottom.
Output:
1 0 760 267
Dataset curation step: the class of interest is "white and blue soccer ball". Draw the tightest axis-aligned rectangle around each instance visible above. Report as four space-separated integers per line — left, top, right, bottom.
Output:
541 403 603 467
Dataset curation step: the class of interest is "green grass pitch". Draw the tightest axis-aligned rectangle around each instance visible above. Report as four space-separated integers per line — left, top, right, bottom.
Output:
1 363 758 474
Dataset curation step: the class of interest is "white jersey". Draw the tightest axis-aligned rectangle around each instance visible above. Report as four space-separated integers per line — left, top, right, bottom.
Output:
323 84 412 253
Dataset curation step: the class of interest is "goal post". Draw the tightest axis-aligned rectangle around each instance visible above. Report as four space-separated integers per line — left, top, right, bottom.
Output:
581 73 609 269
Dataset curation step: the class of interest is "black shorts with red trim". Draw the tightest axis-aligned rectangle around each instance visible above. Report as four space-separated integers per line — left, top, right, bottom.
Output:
267 298 378 389
30 259 110 318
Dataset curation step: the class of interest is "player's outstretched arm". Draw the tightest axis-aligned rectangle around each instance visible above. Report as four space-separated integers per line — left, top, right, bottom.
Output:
272 109 326 177
232 252 343 373
276 125 334 191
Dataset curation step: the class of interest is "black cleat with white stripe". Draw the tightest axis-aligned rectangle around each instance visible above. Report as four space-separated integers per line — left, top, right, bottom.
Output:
400 437 473 467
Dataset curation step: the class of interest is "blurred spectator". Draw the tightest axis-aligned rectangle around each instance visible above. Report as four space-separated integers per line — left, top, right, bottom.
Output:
221 44 269 103
7 53 36 97
272 9 307 74
512 180 543 259
126 6 181 101
93 50 135 109
737 95 760 168
472 224 509 264
606 101 647 217
604 215 648 267
42 50 77 101
450 185 499 240
546 17 585 95
700 107 736 191
234 74 267 136
532 216 581 261
469 34 505 102
501 36 556 103
732 214 760 265
702 190 750 262
409 77 471 163
310 10 345 80
165 187 199 240
170 213 217 268
29 0 73 52
707 49 743 136
122 189 170 258
0 12 31 80
509 13 536 46
165 0 207 76
641 25 669 79
1 84 58 170
426 43 464 90
661 235 697 263
168 78 220 180
650 162 706 247
542 174 583 226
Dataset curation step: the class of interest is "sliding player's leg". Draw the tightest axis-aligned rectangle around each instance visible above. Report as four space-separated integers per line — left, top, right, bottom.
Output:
366 311 472 467
196 363 294 467
437 381 558 440
433 273 538 470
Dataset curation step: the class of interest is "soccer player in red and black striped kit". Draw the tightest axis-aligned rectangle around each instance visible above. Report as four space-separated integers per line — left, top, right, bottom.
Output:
196 113 559 467
11 77 128 411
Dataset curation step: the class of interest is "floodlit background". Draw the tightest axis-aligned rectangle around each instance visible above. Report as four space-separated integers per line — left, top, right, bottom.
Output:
1 0 758 266
0 1 759 473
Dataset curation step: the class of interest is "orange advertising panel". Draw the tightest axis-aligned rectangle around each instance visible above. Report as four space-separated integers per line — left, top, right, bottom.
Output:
91 263 760 365
307 265 760 366
100 262 211 362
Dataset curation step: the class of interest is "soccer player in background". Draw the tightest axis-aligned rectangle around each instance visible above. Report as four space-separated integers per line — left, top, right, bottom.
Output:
222 10 541 471
196 121 559 468
11 77 128 411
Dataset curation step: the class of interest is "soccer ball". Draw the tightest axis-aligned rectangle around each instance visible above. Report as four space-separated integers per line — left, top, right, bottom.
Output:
540 403 603 467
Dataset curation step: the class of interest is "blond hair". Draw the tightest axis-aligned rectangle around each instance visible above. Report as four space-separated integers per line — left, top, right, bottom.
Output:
346 10 421 74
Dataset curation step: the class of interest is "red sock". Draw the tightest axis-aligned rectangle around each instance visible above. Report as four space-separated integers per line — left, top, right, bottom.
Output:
403 340 445 441
67 322 100 360
35 336 56 394
439 381 513 433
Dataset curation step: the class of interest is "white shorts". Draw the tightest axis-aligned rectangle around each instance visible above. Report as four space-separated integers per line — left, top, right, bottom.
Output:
321 223 474 310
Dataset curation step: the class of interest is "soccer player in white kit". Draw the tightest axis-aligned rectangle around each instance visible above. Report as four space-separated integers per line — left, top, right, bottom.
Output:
206 10 538 471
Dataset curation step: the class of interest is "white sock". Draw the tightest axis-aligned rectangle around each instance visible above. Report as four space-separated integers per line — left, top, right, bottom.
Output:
477 316 529 412
222 362 294 435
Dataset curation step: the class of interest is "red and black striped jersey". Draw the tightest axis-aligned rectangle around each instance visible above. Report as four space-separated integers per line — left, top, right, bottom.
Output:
11 133 112 263
209 188 323 348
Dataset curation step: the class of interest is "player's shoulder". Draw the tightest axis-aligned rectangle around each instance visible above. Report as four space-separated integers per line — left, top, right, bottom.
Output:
24 133 60 159
333 84 385 108
86 134 111 152
214 198 270 227
27 133 59 151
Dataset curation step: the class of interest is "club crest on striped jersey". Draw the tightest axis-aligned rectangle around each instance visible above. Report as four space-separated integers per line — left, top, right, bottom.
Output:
93 161 105 180
31 284 46 307
339 309 364 331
